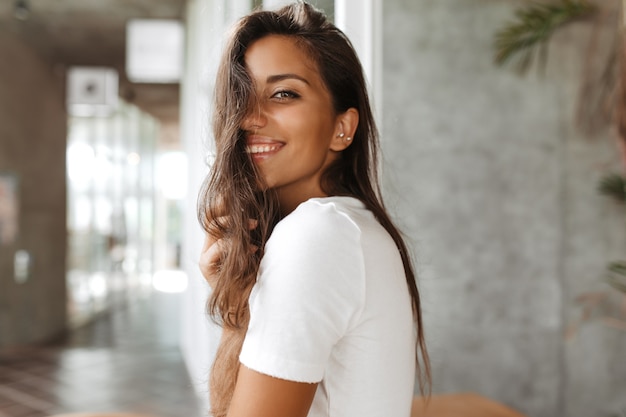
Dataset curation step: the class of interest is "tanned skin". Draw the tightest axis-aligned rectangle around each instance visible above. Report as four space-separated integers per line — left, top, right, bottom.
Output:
199 34 358 417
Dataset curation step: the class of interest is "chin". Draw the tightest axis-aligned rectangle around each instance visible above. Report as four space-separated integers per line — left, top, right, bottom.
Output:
254 176 273 191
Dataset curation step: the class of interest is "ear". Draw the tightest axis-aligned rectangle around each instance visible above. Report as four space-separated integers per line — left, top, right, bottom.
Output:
330 108 359 152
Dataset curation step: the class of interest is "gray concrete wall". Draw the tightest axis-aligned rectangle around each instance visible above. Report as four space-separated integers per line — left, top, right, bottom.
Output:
382 1 625 416
0 31 67 349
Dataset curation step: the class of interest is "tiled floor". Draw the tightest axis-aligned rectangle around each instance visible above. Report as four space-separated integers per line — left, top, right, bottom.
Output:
0 291 207 417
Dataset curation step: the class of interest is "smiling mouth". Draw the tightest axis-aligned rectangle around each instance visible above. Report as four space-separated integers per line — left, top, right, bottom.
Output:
245 144 283 154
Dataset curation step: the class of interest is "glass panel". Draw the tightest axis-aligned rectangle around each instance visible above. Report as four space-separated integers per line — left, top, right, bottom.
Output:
66 100 160 327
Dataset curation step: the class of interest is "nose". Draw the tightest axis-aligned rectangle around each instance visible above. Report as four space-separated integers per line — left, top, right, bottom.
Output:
241 102 267 131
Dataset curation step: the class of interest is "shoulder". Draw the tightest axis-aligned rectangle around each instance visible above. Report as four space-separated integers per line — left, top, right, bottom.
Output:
242 200 370 383
270 197 363 248
260 197 368 284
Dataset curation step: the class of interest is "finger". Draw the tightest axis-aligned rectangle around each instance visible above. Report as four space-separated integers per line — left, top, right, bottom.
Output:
202 232 217 252
200 238 225 269
205 215 230 236
199 238 226 287
202 215 231 251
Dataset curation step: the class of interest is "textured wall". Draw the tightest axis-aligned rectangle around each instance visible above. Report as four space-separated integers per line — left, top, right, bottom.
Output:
0 31 67 349
382 1 625 417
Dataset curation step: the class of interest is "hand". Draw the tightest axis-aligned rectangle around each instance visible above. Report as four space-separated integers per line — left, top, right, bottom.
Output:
199 227 224 289
199 218 259 289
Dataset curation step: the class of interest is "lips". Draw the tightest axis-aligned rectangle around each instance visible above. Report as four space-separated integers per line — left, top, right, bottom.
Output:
245 135 284 159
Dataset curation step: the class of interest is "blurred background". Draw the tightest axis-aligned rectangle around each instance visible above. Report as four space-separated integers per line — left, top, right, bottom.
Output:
0 0 625 417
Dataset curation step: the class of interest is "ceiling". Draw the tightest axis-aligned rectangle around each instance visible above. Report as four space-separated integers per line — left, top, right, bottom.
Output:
0 0 187 123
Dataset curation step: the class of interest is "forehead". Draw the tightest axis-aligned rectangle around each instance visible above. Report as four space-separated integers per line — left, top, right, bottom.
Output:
244 35 320 83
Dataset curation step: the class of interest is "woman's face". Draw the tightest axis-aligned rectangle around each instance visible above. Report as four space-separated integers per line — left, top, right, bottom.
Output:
242 35 344 214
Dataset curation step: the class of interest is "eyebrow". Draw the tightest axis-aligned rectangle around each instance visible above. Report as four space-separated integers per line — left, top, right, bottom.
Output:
266 73 310 85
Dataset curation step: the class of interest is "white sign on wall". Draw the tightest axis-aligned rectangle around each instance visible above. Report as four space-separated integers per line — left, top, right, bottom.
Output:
126 19 184 83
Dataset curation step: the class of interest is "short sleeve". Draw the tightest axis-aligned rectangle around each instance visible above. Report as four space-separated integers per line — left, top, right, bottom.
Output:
239 201 366 383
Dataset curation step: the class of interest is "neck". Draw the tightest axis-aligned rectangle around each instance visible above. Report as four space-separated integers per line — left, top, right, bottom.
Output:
276 186 329 216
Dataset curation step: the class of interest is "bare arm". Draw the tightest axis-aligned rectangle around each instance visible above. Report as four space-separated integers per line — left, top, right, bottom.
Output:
201 220 317 416
227 364 318 417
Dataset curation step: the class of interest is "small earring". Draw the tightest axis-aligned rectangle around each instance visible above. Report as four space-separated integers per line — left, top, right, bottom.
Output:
338 132 345 138
346 137 352 141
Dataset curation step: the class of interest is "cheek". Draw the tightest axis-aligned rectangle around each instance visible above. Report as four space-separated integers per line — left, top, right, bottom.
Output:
299 113 335 139
280 98 332 124
272 103 336 148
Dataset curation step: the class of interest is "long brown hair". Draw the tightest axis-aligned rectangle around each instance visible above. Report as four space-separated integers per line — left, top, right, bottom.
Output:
198 0 431 408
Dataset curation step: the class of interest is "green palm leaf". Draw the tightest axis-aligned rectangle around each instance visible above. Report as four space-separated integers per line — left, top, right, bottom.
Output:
606 261 626 293
494 0 597 73
598 173 626 203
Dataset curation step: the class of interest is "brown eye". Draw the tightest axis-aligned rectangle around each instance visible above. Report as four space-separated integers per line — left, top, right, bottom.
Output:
272 90 300 100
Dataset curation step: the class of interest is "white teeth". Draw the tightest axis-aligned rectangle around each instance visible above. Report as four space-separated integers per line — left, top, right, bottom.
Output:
246 144 280 154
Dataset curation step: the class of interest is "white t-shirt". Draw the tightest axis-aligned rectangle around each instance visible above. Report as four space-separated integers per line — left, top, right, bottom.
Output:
239 196 416 417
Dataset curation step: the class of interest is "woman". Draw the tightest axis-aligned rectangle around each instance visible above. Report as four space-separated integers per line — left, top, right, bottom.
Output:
198 2 430 416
